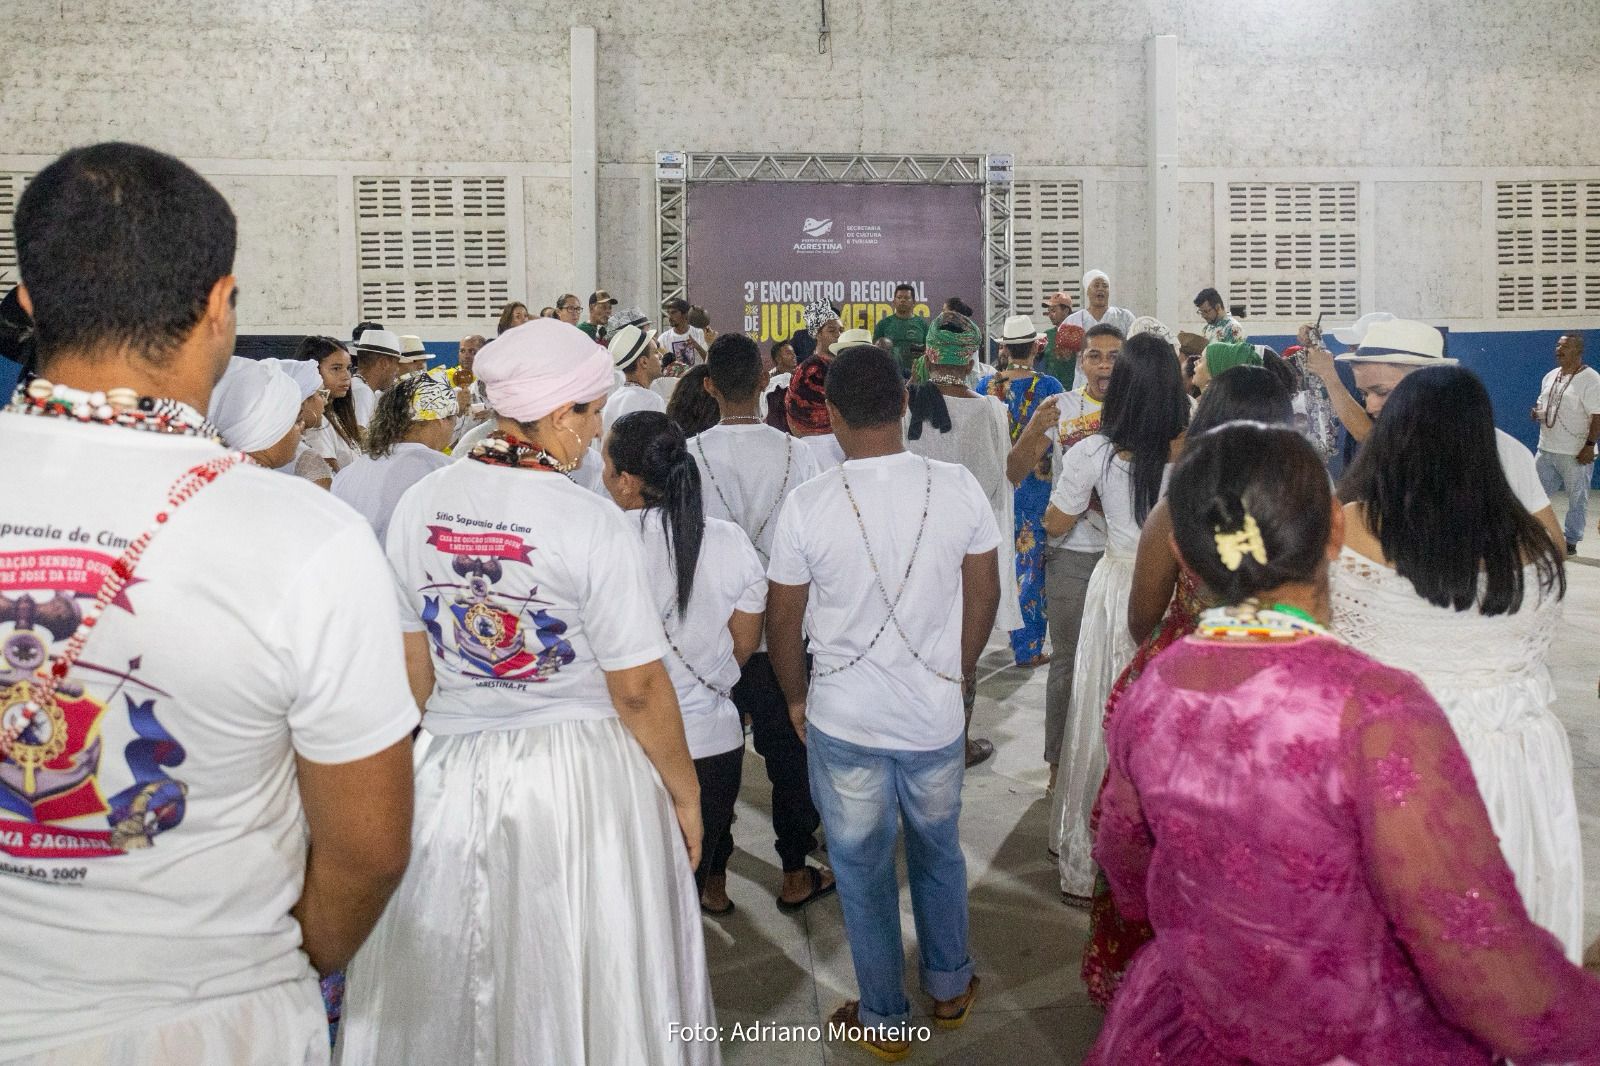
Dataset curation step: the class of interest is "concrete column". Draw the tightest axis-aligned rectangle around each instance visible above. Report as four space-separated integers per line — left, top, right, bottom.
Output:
1146 35 1179 327
570 27 598 294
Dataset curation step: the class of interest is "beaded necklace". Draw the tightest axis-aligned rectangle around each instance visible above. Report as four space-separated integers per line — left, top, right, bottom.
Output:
1540 367 1580 430
694 430 794 562
929 372 970 388
814 456 963 685
466 431 573 476
657 602 732 702
989 371 1040 443
0 380 245 749
8 376 222 443
1195 600 1332 642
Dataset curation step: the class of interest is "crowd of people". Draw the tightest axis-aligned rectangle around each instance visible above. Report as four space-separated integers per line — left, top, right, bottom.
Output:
3 141 1600 1066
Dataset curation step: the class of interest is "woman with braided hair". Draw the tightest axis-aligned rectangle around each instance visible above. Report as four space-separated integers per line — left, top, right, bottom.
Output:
604 411 771 917
330 372 459 544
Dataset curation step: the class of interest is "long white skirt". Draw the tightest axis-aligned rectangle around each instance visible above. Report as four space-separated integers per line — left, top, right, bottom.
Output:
1055 553 1137 898
1432 675 1585 961
336 718 720 1066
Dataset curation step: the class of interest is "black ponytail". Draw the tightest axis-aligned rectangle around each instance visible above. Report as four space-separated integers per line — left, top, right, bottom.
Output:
906 382 952 441
607 411 705 615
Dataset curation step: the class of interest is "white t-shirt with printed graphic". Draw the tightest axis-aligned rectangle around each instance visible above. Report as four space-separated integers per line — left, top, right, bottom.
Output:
0 415 419 1060
1043 389 1109 553
385 460 662 736
768 453 1000 752
632 510 766 760
1051 435 1169 558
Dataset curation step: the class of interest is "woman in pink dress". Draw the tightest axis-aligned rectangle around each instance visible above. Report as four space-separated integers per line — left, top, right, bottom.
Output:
1081 364 1295 1009
1089 421 1600 1065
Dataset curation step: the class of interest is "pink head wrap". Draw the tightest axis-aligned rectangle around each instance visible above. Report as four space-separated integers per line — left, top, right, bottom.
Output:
474 319 615 422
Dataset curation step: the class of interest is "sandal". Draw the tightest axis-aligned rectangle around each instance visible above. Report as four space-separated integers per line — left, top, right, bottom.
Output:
931 975 980 1030
776 865 837 913
829 1001 912 1062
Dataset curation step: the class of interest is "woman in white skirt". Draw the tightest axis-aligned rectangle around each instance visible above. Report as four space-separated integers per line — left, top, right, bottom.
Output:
906 311 1024 767
603 410 766 916
1044 333 1188 901
338 319 720 1065
1333 365 1584 960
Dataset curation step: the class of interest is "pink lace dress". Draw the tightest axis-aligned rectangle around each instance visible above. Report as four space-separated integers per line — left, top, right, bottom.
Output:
1090 634 1600 1065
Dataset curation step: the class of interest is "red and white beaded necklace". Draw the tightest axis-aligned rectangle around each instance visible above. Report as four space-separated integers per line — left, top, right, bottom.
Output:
1 375 245 738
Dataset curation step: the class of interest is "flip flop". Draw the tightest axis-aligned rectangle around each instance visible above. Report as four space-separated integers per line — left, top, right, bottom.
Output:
776 866 837 913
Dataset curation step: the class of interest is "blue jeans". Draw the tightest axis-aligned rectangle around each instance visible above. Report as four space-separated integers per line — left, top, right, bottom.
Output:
806 724 975 1029
1536 449 1593 546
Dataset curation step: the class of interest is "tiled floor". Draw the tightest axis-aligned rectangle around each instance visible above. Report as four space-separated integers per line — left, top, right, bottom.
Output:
704 491 1600 1065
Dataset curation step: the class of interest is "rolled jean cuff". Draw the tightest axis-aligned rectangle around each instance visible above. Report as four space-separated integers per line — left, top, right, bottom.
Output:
921 955 977 1003
856 997 913 1031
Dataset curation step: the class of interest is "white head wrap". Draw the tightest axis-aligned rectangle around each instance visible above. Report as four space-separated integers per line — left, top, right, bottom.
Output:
261 357 324 401
1081 269 1111 301
474 319 615 423
209 357 301 452
1128 315 1178 354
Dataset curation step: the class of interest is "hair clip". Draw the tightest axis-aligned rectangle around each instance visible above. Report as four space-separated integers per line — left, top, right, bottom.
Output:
1214 513 1268 572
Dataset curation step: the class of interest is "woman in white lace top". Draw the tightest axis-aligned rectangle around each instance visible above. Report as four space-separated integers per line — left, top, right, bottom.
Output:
1332 365 1583 960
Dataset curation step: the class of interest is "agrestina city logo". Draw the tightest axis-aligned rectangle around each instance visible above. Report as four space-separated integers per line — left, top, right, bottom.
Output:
794 216 843 254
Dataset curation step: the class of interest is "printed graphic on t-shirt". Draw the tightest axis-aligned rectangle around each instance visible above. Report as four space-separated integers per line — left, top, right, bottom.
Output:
1059 404 1105 516
0 549 189 864
417 523 575 685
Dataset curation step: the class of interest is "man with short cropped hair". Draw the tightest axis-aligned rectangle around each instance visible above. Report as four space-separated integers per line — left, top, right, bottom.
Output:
0 141 416 1064
1194 286 1247 344
872 283 927 373
768 345 998 1060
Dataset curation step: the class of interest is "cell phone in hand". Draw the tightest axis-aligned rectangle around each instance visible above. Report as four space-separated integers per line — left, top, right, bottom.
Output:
1306 312 1324 350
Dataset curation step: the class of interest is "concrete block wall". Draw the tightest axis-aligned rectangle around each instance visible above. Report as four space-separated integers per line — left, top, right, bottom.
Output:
3 0 1599 342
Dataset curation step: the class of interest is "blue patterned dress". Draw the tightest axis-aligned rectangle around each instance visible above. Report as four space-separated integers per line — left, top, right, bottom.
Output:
979 370 1065 664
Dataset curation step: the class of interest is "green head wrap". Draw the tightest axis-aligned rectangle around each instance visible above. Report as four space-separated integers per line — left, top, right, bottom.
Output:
925 310 981 365
1204 341 1261 377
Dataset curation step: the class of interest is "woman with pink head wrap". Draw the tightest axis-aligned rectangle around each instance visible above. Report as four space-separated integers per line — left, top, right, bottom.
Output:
338 318 720 1066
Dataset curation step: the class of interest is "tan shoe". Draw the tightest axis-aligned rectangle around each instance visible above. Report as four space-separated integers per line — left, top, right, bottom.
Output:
830 1001 913 1061
931 975 980 1030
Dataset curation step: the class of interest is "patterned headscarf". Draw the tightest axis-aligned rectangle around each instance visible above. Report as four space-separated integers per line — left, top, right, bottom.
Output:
784 356 831 436
404 372 460 421
802 300 841 336
925 310 981 365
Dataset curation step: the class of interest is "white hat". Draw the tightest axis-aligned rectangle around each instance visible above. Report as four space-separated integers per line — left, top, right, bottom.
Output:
1329 311 1394 348
398 335 430 364
837 327 875 349
996 314 1039 344
353 328 402 358
608 324 657 369
209 357 302 453
1337 319 1456 366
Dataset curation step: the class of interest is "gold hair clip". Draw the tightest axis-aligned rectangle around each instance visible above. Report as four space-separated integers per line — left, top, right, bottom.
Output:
1214 513 1268 572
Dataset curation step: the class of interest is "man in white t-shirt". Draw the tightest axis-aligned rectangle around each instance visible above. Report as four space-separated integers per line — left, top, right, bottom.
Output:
1325 318 1564 547
1004 323 1120 803
658 297 708 372
767 346 999 1058
352 328 405 427
1531 332 1600 554
0 142 417 1065
696 334 833 909
603 324 667 437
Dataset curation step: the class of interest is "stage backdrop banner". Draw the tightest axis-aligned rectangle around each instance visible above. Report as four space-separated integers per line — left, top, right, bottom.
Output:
685 182 986 349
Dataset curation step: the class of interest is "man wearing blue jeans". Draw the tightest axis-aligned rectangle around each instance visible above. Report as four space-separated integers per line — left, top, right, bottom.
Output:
1532 333 1600 555
767 344 1001 1060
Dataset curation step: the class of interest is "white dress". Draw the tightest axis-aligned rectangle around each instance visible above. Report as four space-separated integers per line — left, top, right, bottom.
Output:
904 393 1023 631
1052 437 1162 898
337 462 719 1066
1331 547 1583 961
